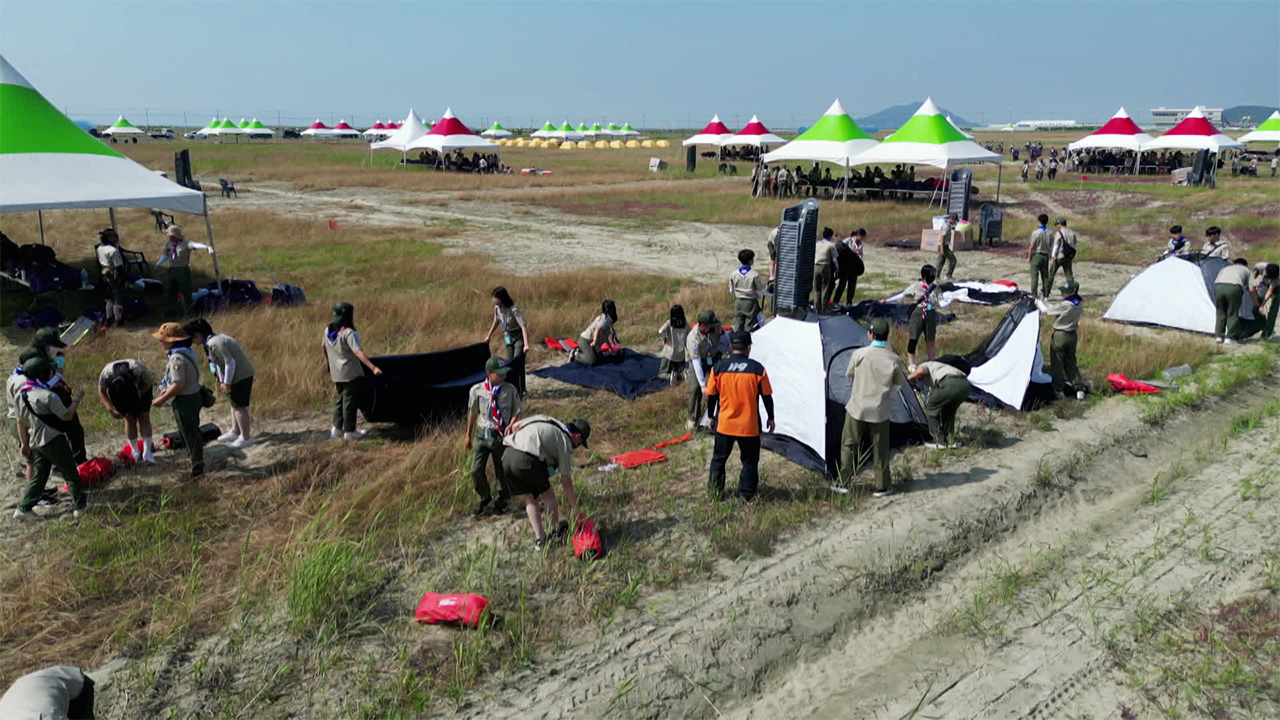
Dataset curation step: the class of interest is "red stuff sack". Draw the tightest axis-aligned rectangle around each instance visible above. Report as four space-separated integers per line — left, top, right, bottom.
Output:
116 441 137 468
1107 373 1161 395
64 457 115 492
611 449 667 469
573 514 605 560
414 593 489 628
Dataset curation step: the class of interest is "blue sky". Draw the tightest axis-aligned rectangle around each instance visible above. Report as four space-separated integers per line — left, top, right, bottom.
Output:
2 1 1276 129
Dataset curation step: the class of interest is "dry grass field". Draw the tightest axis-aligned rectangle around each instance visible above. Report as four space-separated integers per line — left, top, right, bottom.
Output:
0 133 1277 719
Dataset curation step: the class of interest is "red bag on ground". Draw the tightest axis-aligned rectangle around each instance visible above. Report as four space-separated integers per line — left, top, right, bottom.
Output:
1107 373 1161 395
611 449 667 469
573 513 605 560
116 441 137 468
64 457 115 492
414 593 489 628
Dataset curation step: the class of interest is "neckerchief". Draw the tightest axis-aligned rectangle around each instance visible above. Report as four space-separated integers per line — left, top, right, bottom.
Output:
21 376 48 392
1064 295 1082 307
737 265 752 276
326 325 346 345
168 237 184 260
10 366 23 377
1037 225 1047 232
871 340 887 348
920 281 934 312
485 379 506 432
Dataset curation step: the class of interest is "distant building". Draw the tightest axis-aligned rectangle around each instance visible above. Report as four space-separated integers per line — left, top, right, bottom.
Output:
1011 119 1080 130
1150 107 1224 128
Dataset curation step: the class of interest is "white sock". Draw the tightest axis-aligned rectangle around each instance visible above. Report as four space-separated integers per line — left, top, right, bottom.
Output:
142 438 154 454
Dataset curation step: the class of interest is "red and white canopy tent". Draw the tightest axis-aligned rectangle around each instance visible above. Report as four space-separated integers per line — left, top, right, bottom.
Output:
1068 107 1154 152
1138 107 1242 178
362 120 392 138
407 108 498 154
330 120 361 138
719 115 787 149
682 114 734 147
300 119 331 137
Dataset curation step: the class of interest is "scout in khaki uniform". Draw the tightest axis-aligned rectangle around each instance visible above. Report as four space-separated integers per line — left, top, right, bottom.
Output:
14 357 88 519
907 360 971 448
576 300 619 367
151 323 206 478
29 327 87 464
1251 263 1279 340
465 357 522 517
728 249 767 333
96 228 126 327
501 415 590 550
884 264 942 368
0 665 96 718
1047 218 1078 289
657 305 691 383
1027 214 1054 298
937 214 958 281
323 302 383 439
485 287 529 396
686 310 725 431
156 225 214 315
96 358 156 464
1036 280 1085 398
185 319 256 448
813 228 838 312
838 318 907 497
7 348 45 487
1212 259 1251 345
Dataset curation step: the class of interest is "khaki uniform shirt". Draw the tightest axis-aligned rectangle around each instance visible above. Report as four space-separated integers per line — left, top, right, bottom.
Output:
1202 240 1231 260
686 325 722 364
917 360 966 387
729 267 766 300
814 239 836 267
5 371 26 420
0 665 86 719
1214 264 1250 290
17 385 69 448
494 305 527 335
1029 228 1053 255
324 327 364 383
844 344 907 423
503 415 574 475
1052 228 1078 259
206 334 256 384
163 238 194 268
163 348 202 396
98 359 152 389
96 243 124 272
469 380 522 433
1043 298 1084 332
580 313 614 346
658 322 691 361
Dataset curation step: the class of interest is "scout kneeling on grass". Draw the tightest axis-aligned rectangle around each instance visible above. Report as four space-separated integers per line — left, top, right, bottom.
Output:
466 357 522 518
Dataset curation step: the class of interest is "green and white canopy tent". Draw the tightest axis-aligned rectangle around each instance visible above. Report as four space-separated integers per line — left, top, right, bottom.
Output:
589 122 605 138
605 122 622 138
1237 110 1280 144
480 122 512 139
850 97 1004 201
102 114 146 136
760 99 878 166
617 123 640 137
0 54 220 277
531 120 556 139
549 121 584 141
195 116 219 137
237 118 250 129
245 118 274 136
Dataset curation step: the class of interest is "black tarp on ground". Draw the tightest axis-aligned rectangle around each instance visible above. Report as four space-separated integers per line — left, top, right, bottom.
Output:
530 349 668 400
845 300 957 327
359 342 519 424
757 313 929 478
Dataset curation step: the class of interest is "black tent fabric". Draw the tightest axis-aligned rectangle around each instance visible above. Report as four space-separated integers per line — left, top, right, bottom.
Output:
846 300 957 328
530 349 668 400
760 314 929 477
937 282 1023 306
359 342 514 424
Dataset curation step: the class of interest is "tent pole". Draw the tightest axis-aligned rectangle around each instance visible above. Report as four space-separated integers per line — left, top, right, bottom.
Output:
202 195 222 286
38 211 45 245
108 208 117 233
996 162 1003 203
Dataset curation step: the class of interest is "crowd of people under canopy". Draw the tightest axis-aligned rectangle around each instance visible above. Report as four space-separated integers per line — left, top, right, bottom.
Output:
751 163 958 200
408 149 510 174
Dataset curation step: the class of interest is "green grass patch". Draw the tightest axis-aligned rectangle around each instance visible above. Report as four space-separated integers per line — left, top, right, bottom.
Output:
286 538 385 641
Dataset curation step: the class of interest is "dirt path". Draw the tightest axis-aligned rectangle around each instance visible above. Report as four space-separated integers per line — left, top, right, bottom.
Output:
445 369 1278 720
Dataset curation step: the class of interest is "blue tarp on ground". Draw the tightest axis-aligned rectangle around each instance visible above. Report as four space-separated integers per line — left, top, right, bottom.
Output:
531 349 668 400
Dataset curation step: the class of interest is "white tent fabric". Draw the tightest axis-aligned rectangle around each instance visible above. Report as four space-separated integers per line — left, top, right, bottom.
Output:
1141 107 1242 153
719 115 787 148
748 317 827 463
406 108 498 153
1238 111 1280 143
682 115 734 147
1103 256 1249 334
101 116 145 136
967 308 1042 409
371 110 430 152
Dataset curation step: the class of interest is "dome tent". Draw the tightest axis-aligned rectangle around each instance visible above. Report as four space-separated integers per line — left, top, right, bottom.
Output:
1103 255 1255 336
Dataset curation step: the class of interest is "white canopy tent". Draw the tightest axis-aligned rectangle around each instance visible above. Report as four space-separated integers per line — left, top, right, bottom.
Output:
369 109 432 165
719 115 787 148
1067 107 1154 152
760 99 878 167
101 115 145 136
406 108 498 154
682 114 734 147
1140 107 1242 153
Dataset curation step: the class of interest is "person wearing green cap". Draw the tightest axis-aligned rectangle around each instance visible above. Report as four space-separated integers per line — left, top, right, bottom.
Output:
14 357 88 520
685 310 725 431
465 357 522 517
29 327 87 464
907 360 971 448
7 348 46 487
501 415 590 550
838 318 907 497
323 302 383 440
1036 280 1085 399
937 214 958 281
1028 214 1054 299
1048 218 1078 290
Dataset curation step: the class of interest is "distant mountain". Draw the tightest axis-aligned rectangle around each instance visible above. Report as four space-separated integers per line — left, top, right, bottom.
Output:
856 102 975 130
1224 105 1278 125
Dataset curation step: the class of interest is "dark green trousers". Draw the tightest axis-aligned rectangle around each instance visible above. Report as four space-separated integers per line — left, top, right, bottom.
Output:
1048 256 1074 288
1264 292 1279 339
839 417 891 491
937 246 956 279
164 266 193 314
1050 330 1081 395
1029 253 1051 298
332 380 360 432
504 335 526 395
813 264 834 311
925 376 971 444
733 297 760 333
470 433 510 504
21 435 85 512
172 393 204 476
1214 283 1244 340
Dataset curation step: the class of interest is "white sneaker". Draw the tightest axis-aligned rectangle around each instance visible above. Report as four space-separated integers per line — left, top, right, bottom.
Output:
330 427 342 440
344 430 366 441
73 508 88 519
685 419 696 432
924 442 947 450
142 451 156 465
13 508 37 521
217 431 239 443
872 488 896 498
230 436 253 449
1223 339 1237 345
1216 337 1224 344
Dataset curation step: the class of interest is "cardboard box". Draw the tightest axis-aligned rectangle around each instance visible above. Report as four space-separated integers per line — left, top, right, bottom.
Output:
920 228 973 253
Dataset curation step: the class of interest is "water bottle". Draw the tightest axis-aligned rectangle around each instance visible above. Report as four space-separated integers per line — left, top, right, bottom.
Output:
80 269 89 287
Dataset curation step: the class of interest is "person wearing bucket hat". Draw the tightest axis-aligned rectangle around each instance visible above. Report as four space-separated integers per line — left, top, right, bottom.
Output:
14 356 88 520
685 309 726 431
155 225 214 315
501 415 590 550
1048 218 1078 290
323 302 382 440
28 328 87 465
838 317 908 498
151 322 206 477
1027 214 1054 299
1036 280 1085 399
465 357 523 517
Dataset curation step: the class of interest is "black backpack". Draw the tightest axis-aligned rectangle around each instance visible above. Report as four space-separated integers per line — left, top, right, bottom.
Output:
836 242 865 277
